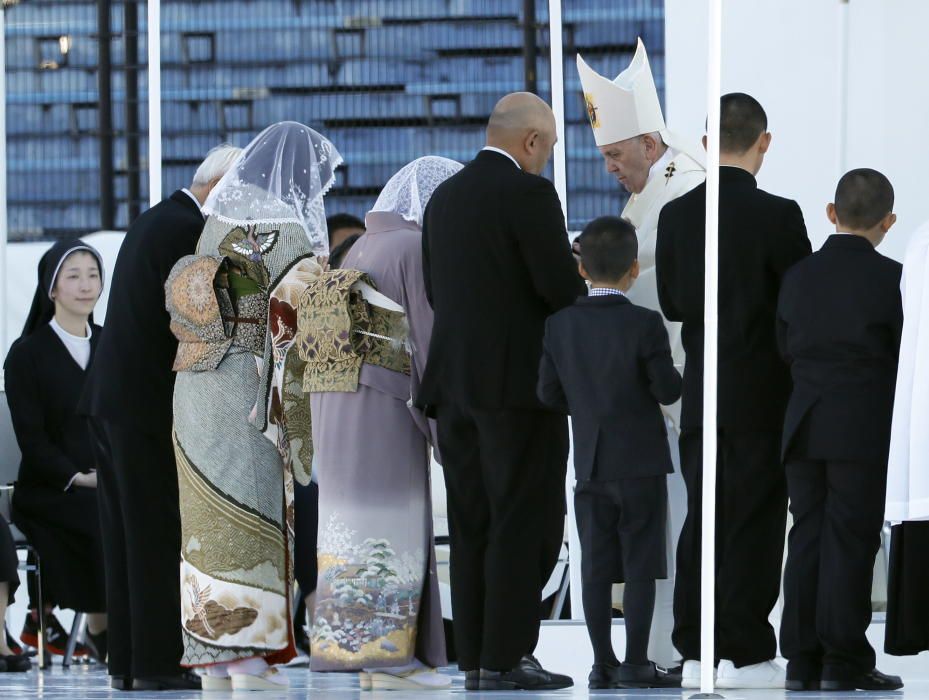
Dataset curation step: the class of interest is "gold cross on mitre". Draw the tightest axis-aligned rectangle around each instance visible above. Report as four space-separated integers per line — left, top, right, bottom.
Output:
584 93 600 129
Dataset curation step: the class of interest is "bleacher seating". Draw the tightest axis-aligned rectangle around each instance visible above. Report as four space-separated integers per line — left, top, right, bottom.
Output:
5 0 665 237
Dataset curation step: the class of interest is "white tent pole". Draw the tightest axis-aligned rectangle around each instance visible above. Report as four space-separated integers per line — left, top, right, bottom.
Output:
0 6 9 373
148 0 162 206
547 0 584 621
548 0 568 222
836 0 850 176
698 0 722 696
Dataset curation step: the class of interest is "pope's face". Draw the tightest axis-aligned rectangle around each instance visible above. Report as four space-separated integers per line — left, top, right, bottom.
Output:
598 136 651 194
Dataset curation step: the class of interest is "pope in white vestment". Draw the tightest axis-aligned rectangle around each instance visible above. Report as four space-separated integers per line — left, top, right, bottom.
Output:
578 41 705 397
883 219 929 656
576 39 705 667
886 220 929 523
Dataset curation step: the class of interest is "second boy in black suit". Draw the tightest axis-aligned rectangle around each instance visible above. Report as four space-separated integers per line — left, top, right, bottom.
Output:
778 169 904 692
656 93 811 689
539 216 682 690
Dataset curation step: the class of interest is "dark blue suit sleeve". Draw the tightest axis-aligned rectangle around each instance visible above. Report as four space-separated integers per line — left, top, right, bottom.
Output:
644 313 682 405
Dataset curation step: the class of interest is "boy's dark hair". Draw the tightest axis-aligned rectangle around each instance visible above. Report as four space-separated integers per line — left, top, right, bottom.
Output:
578 216 638 282
834 168 895 230
718 92 767 154
326 213 365 243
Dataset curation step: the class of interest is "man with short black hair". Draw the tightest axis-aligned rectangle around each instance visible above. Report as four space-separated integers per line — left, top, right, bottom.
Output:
657 92 811 689
777 168 903 693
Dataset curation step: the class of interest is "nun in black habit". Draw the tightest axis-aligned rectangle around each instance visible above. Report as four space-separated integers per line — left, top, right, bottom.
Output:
2 239 107 660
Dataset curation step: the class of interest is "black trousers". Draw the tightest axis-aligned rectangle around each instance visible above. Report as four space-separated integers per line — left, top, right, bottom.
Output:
89 418 183 679
12 486 106 612
0 518 19 604
885 521 929 656
780 459 886 679
436 405 568 672
673 429 786 666
293 481 319 595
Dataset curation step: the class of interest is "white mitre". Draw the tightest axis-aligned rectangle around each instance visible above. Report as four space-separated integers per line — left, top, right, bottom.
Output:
577 39 704 166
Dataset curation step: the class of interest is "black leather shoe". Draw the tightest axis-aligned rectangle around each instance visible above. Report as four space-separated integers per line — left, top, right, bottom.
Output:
0 654 31 673
109 675 133 691
617 661 681 688
588 662 622 689
785 678 821 691
133 671 202 691
480 655 573 691
821 668 903 692
464 669 481 690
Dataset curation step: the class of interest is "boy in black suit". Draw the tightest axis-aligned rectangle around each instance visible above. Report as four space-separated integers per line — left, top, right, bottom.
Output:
538 216 682 689
778 169 904 692
656 93 811 689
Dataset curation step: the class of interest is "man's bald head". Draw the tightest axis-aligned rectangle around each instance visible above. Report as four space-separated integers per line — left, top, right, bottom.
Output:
485 92 557 175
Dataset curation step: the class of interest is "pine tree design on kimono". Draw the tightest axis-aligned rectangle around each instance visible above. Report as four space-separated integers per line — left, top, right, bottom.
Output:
313 513 425 656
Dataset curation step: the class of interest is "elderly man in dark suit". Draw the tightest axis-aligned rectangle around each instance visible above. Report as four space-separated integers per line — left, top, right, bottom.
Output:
656 93 811 689
419 92 585 691
80 145 240 692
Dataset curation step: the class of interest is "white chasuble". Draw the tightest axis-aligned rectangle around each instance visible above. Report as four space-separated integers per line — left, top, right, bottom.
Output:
887 220 929 523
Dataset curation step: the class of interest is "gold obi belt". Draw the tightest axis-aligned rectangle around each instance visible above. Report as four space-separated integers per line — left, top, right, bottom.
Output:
296 268 410 393
165 254 267 371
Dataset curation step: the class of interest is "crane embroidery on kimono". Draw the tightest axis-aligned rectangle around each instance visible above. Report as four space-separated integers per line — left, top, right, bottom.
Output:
231 225 280 262
188 578 216 639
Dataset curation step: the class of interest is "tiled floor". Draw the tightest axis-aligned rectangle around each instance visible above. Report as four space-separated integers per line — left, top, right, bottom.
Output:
0 663 924 699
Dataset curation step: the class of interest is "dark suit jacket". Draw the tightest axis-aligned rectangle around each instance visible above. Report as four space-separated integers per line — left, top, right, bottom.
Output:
537 294 681 480
656 166 811 432
80 190 204 434
777 234 903 463
418 149 585 414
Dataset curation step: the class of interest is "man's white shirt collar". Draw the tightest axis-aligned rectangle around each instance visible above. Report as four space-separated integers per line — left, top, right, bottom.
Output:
181 188 204 215
481 146 522 171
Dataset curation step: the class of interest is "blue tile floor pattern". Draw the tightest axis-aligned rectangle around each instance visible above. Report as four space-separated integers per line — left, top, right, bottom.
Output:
0 661 925 700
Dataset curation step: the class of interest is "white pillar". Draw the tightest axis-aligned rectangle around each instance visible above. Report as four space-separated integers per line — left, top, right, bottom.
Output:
0 7 9 370
546 0 584 622
147 0 162 205
699 0 722 694
547 0 568 222
836 0 850 177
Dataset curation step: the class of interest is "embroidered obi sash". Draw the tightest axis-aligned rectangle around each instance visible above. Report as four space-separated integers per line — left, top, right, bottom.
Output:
296 268 410 393
165 254 268 371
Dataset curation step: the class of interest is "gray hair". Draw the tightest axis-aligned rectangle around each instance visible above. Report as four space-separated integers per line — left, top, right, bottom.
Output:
642 131 665 146
192 144 243 186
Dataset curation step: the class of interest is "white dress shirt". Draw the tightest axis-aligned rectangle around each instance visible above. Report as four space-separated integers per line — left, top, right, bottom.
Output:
181 188 204 217
480 146 522 171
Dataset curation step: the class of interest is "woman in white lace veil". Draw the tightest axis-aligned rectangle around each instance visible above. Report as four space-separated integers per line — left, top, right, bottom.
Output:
304 156 461 688
167 121 341 689
368 155 462 227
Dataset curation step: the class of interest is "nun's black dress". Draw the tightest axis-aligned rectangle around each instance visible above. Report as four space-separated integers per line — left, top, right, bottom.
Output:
2 239 105 612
